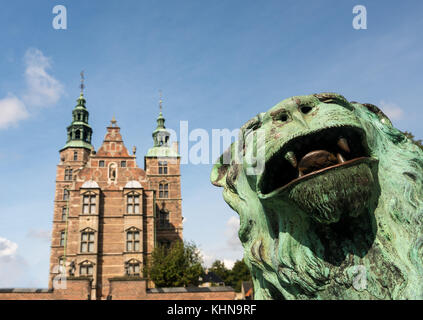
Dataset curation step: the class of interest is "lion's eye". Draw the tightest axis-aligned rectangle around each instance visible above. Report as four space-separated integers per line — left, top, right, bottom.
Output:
300 105 312 114
279 113 289 122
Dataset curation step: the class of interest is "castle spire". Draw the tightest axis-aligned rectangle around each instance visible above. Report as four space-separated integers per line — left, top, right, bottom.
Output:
60 73 93 151
146 91 179 157
152 91 169 147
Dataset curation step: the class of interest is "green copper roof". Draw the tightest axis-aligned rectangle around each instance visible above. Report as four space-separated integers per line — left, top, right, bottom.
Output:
61 140 94 151
60 92 93 152
147 99 179 157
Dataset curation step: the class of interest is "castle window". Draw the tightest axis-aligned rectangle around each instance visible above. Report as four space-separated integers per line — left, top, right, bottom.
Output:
64 168 73 181
82 193 96 214
74 151 78 161
60 231 65 246
63 189 70 201
75 130 81 139
159 183 168 198
159 210 170 228
80 261 93 276
99 160 105 167
126 259 140 276
126 229 140 252
61 207 67 221
121 161 127 168
81 231 95 253
127 193 140 214
158 161 168 174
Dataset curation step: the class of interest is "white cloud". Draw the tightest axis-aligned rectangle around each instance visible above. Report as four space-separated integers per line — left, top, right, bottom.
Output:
199 215 243 269
23 48 64 107
379 100 404 121
0 236 18 259
0 237 34 287
0 95 29 129
225 216 242 251
26 229 51 242
0 48 64 130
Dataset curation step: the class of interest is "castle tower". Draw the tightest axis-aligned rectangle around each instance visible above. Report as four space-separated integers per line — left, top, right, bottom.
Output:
48 89 93 283
144 94 183 247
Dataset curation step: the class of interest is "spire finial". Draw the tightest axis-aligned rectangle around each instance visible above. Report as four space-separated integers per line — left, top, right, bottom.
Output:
111 116 117 126
80 70 85 95
159 90 163 113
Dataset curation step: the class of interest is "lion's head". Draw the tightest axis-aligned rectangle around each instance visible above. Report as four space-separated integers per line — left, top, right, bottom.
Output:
211 93 423 299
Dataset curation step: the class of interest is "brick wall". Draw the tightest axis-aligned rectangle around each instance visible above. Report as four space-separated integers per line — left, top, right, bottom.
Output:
0 279 92 300
108 279 236 300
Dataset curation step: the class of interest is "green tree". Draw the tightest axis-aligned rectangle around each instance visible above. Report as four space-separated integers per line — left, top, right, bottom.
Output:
145 240 204 287
226 259 252 292
403 131 423 151
209 260 230 284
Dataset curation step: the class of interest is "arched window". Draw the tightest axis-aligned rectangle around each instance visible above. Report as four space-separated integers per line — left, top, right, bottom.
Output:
64 168 73 181
126 228 140 252
82 192 96 214
79 261 94 276
63 189 70 201
80 229 95 253
159 183 168 198
109 163 117 181
75 130 81 139
126 192 140 214
125 259 141 276
158 161 168 174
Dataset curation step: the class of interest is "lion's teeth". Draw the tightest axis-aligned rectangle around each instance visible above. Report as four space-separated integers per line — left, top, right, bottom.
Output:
337 153 346 163
337 137 350 153
285 151 297 168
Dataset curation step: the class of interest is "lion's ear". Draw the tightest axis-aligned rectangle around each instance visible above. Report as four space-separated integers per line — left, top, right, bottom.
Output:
210 148 233 188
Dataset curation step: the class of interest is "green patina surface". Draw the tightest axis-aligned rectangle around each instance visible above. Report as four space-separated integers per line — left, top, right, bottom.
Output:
211 93 423 299
146 110 179 158
61 93 93 151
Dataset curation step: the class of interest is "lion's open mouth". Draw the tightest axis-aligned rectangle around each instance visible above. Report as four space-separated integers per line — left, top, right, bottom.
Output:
259 126 371 195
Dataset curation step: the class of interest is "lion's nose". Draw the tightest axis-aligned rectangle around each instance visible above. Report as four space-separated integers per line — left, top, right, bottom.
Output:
292 110 310 128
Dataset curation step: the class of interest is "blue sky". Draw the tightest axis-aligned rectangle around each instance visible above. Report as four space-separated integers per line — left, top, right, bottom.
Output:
0 0 422 287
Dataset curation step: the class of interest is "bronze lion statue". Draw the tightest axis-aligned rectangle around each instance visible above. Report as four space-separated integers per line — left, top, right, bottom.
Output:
211 93 423 299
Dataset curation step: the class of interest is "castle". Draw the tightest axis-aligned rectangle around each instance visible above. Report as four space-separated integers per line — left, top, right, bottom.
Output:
0 87 235 300
48 90 183 299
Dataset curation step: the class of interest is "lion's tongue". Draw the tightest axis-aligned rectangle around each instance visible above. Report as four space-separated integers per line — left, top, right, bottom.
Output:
298 150 338 176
